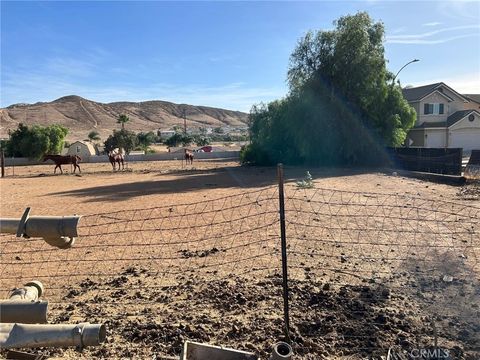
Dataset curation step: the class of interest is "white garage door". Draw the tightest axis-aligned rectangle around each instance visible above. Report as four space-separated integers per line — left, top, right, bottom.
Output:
450 130 480 152
426 131 445 148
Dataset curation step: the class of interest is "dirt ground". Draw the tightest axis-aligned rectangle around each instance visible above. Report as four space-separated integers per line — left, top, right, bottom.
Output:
1 159 477 217
1 159 479 360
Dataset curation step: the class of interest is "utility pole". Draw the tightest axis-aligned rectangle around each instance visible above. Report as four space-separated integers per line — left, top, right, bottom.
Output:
183 109 187 135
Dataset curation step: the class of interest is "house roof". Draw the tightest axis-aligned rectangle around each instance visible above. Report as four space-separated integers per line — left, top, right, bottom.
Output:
464 94 480 104
402 83 442 102
402 82 468 102
416 121 447 129
447 110 476 126
415 110 478 129
69 140 96 154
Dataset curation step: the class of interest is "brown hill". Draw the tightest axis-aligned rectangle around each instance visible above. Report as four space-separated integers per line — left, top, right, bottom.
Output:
0 95 248 140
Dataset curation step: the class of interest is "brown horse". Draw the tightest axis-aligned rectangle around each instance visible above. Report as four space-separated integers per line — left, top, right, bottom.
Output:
184 149 194 165
108 151 124 171
43 154 81 174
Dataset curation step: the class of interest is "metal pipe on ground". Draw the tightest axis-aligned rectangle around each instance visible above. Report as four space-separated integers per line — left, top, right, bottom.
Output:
0 301 48 324
270 342 293 360
0 281 48 324
0 215 81 248
0 323 106 348
9 281 44 301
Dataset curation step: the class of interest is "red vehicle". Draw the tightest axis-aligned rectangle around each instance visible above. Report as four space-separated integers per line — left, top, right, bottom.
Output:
198 146 213 152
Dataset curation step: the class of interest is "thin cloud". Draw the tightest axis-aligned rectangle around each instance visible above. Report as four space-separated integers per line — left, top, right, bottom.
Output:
409 73 480 94
422 22 442 27
386 24 480 44
45 57 97 78
437 0 480 20
1 70 286 112
391 27 406 34
388 24 479 39
387 33 477 44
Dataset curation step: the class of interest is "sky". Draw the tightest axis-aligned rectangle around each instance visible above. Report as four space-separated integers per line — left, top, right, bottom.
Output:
1 1 479 112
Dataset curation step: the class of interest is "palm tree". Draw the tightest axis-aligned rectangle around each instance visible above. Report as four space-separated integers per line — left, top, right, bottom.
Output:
117 114 130 130
87 130 101 142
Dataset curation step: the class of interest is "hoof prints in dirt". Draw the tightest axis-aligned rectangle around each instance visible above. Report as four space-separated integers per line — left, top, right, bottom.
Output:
18 267 478 359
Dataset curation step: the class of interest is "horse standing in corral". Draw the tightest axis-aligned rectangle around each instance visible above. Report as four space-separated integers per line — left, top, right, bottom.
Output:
184 149 194 165
43 154 81 174
108 150 125 171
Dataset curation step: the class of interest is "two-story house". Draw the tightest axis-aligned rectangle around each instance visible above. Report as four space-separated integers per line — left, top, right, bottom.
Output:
403 82 480 152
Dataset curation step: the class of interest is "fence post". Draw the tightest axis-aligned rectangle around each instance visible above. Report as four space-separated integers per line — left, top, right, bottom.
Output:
1 149 4 178
277 163 291 343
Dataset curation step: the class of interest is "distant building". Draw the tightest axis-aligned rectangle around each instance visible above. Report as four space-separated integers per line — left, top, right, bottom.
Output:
158 130 176 140
403 82 480 152
66 141 97 158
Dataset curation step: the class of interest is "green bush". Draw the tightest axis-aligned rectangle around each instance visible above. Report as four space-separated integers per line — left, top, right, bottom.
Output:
240 144 270 165
4 123 68 159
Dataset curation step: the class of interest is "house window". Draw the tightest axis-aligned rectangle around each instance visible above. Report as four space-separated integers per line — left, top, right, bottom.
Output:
424 103 444 115
77 146 81 153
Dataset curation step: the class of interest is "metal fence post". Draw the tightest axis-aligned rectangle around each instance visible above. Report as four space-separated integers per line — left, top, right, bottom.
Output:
1 149 5 178
277 163 291 343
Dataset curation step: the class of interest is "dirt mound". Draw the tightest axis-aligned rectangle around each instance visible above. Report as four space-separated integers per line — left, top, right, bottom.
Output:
457 183 480 200
5 266 474 359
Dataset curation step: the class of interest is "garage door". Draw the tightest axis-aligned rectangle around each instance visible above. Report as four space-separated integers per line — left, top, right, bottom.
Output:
450 130 480 152
426 131 445 148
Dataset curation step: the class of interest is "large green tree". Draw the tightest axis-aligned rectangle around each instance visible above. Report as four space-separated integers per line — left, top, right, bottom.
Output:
243 12 415 166
287 12 415 146
104 129 138 154
5 123 68 159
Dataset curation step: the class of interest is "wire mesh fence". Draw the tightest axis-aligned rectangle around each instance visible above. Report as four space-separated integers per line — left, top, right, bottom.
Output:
1 180 479 359
284 187 480 359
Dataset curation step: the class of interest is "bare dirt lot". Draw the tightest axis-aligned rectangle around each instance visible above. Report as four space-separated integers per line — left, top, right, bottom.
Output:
1 159 476 216
1 160 479 359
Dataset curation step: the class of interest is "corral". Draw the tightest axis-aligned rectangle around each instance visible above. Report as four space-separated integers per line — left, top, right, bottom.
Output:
1 160 479 359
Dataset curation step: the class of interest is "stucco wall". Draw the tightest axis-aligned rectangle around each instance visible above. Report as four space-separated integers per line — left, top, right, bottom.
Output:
4 151 240 167
407 128 425 147
463 101 480 111
418 92 450 125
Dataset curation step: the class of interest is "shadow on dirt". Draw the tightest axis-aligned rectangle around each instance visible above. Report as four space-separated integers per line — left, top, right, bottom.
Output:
48 166 376 202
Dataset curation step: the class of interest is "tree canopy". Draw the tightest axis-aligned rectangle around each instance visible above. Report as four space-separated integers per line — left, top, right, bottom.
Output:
4 123 68 159
136 131 156 151
117 114 130 129
287 12 415 146
104 129 138 154
243 12 415 166
87 130 101 142
164 133 194 148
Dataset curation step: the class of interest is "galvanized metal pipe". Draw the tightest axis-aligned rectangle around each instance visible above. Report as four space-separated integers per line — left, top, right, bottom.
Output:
0 323 106 348
9 281 44 301
0 281 48 324
0 216 81 248
0 301 48 324
270 342 293 360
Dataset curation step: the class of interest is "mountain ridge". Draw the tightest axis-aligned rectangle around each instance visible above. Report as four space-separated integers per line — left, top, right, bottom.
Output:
1 95 248 140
